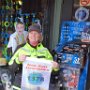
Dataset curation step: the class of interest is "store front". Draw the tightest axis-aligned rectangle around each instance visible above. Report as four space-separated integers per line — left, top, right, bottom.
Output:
2 0 90 90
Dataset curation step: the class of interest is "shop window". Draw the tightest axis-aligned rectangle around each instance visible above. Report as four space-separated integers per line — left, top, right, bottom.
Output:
0 0 50 62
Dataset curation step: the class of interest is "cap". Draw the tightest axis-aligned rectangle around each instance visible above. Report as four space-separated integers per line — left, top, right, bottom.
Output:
28 24 41 33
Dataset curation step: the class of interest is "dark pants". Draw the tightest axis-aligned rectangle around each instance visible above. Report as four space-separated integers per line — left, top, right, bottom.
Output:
13 73 21 88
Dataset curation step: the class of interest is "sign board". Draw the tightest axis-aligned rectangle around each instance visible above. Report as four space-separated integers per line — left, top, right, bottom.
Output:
21 57 53 90
60 21 90 44
75 7 89 22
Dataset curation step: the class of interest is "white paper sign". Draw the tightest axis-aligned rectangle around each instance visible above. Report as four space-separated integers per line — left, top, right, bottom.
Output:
21 57 53 90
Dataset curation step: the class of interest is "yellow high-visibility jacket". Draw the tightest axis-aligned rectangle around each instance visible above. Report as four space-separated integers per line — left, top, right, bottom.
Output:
9 43 53 65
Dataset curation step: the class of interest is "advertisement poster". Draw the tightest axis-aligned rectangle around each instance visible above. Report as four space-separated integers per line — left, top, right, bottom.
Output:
21 57 53 90
60 66 80 90
60 21 90 44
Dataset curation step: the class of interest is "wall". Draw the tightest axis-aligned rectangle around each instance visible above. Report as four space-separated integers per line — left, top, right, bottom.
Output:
49 0 62 50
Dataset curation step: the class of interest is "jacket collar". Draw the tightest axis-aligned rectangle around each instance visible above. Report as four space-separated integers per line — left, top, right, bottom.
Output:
26 42 43 49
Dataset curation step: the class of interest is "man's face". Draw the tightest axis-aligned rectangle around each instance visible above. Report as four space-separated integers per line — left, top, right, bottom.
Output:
16 24 24 35
28 30 40 46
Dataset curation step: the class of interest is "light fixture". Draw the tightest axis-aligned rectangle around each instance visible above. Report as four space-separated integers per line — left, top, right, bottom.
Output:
18 0 22 5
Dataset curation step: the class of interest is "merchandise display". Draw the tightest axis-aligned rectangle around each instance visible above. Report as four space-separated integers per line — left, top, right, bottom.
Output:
54 21 90 90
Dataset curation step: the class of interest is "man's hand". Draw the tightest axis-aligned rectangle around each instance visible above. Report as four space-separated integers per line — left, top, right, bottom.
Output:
52 61 59 69
19 54 26 62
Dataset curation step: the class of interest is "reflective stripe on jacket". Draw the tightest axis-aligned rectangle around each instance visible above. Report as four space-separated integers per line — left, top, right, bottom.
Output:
9 43 53 65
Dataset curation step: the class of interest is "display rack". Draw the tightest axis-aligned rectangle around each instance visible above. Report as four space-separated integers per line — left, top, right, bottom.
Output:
54 21 90 90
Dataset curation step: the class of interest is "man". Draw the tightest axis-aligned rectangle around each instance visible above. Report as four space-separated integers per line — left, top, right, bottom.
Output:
8 24 59 90
7 21 28 55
